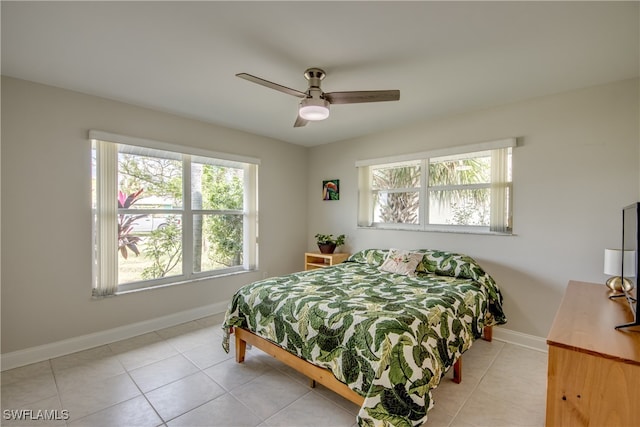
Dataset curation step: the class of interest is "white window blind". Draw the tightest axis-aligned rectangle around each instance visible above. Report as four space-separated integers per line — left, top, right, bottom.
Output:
93 140 119 297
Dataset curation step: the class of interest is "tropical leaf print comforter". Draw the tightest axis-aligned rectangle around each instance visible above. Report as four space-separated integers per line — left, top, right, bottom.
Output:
222 249 506 427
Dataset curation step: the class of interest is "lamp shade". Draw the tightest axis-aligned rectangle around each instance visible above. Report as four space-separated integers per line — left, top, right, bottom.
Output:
604 249 636 277
299 98 330 121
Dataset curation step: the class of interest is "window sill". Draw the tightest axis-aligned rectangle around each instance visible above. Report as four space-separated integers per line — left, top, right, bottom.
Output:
114 269 258 296
357 225 514 236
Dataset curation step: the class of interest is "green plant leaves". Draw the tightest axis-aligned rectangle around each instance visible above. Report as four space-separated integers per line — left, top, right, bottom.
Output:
388 336 414 385
379 384 426 421
366 402 415 427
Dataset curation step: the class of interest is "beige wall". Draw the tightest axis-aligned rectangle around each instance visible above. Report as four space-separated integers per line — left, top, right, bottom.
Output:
1 77 308 353
307 78 639 339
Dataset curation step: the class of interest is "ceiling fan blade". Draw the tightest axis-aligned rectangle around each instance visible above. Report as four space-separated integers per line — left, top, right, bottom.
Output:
294 115 308 128
325 90 400 105
236 73 306 98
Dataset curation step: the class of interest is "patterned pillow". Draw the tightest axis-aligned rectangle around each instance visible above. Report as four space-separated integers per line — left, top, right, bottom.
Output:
347 249 389 266
378 248 423 276
416 250 482 279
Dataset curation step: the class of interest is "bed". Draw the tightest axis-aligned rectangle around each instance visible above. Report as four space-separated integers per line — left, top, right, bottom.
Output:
222 248 506 427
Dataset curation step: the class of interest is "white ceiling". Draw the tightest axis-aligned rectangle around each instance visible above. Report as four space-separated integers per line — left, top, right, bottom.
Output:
2 1 638 147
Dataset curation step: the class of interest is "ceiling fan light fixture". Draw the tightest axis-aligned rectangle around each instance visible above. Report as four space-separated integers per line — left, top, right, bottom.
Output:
236 68 399 127
299 97 330 121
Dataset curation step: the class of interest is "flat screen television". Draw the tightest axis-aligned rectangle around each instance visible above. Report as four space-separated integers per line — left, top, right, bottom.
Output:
616 202 640 329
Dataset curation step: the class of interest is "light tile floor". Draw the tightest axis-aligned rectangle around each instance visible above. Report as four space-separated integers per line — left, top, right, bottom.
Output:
1 317 547 426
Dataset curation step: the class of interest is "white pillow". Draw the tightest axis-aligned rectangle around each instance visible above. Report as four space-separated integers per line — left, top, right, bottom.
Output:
379 249 423 276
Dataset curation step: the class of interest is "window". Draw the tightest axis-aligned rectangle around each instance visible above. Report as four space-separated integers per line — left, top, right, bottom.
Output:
372 160 422 225
91 131 259 296
357 139 515 233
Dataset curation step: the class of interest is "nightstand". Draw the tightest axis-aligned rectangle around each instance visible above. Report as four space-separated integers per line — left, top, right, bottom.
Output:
304 252 350 271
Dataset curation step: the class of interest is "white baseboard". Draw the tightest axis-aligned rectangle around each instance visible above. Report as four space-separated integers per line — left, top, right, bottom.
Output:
1 301 229 371
492 326 548 353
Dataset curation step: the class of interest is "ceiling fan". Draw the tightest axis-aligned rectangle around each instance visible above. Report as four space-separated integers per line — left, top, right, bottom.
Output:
236 68 400 127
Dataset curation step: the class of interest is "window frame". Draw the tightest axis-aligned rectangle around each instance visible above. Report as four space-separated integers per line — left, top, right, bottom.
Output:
356 138 516 234
91 130 259 295
371 159 423 227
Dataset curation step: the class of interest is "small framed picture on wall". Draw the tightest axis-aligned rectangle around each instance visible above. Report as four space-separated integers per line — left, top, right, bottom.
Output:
322 179 339 201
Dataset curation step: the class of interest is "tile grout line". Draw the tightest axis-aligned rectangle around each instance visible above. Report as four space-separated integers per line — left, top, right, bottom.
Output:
445 341 505 426
124 362 166 427
262 389 314 426
47 358 70 427
133 329 249 427
150 332 270 427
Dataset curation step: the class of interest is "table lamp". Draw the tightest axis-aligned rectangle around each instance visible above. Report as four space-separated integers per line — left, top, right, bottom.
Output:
603 248 635 292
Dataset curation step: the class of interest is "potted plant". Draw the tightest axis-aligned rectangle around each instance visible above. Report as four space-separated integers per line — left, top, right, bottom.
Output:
315 233 346 254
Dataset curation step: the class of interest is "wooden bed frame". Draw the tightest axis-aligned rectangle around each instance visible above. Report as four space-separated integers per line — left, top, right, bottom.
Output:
233 325 493 406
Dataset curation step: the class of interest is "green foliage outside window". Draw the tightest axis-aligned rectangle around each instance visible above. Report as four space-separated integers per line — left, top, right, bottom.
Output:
373 156 491 226
142 217 182 279
117 154 244 283
202 165 244 268
372 164 420 224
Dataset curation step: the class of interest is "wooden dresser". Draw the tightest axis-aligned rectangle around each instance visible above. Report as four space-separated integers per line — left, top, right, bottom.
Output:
546 280 640 426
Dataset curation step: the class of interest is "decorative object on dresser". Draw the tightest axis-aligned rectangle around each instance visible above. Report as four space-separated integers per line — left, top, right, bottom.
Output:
546 280 640 427
609 202 640 330
603 248 634 292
